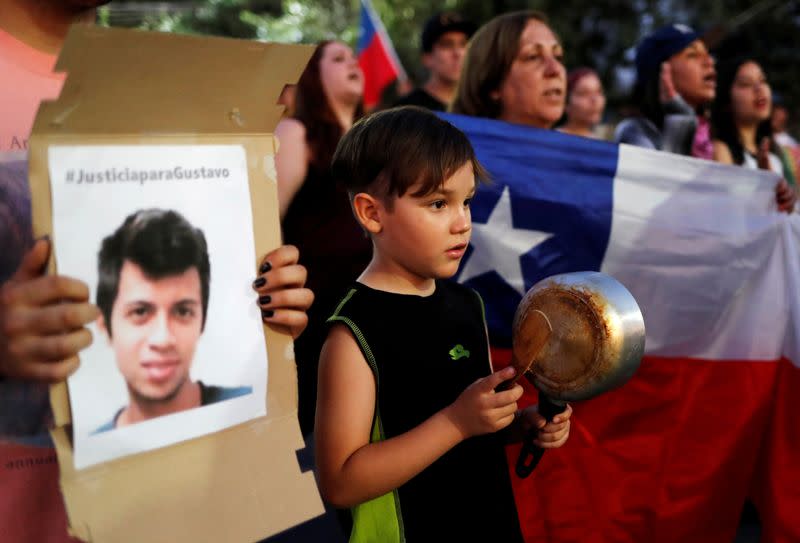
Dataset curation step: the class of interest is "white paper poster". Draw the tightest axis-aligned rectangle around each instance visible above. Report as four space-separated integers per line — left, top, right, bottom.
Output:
48 145 268 469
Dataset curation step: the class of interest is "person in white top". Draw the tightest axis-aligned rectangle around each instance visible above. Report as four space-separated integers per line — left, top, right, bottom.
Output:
711 57 796 213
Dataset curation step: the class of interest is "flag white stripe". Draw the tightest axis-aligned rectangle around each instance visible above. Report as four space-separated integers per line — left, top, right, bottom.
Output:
601 144 792 361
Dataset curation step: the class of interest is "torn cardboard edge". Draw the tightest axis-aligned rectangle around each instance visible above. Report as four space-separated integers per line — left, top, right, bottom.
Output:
28 25 323 542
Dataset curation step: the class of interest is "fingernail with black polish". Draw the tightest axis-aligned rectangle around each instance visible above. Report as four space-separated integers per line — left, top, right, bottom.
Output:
261 309 274 319
259 261 272 274
259 295 271 305
253 277 266 288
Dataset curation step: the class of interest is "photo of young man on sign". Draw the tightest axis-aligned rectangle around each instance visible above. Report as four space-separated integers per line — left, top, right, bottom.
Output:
92 209 252 434
47 144 268 469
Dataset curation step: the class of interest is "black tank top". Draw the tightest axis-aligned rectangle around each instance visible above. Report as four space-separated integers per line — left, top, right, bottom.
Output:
328 281 524 542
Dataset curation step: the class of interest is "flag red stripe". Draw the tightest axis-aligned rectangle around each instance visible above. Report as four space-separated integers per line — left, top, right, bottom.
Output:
749 356 800 543
358 37 398 107
491 347 793 542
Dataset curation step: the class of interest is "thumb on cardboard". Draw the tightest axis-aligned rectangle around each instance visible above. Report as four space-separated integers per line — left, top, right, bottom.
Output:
11 236 52 282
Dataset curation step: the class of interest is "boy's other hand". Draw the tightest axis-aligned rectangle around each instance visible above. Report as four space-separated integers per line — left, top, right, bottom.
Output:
445 366 524 440
520 403 572 449
0 238 98 382
253 244 314 339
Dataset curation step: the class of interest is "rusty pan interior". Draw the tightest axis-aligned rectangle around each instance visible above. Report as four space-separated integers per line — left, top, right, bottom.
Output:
510 272 645 402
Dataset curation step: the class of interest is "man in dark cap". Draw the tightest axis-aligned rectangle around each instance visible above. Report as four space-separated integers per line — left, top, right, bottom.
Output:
394 12 476 111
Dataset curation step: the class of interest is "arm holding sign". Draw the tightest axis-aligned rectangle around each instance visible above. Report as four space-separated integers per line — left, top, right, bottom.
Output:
0 238 96 382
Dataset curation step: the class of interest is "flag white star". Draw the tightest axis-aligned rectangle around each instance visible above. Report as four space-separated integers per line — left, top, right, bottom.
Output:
459 186 554 295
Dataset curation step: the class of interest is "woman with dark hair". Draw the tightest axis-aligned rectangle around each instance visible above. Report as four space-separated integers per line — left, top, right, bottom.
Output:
558 67 607 139
277 40 365 218
451 10 566 129
711 57 797 193
275 41 372 437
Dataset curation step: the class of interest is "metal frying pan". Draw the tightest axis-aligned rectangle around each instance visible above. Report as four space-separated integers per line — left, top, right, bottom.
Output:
508 272 646 477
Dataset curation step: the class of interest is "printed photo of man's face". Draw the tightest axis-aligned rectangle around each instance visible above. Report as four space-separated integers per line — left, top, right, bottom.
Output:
52 145 265 468
99 260 203 404
91 208 228 433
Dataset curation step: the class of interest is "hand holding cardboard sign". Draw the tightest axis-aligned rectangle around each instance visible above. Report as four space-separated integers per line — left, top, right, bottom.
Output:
254 244 314 340
0 237 99 382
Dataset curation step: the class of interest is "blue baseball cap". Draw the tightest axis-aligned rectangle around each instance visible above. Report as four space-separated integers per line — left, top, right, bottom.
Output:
635 24 701 85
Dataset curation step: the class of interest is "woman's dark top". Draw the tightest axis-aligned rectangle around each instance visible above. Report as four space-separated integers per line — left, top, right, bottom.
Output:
282 154 372 436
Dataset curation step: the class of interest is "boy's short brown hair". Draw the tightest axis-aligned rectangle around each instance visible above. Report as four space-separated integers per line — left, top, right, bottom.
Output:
331 106 488 209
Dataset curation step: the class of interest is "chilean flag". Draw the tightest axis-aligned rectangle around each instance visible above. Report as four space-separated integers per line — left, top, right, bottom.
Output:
443 113 800 542
357 0 406 108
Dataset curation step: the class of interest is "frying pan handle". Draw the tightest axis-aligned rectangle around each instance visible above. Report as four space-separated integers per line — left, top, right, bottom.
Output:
515 396 567 478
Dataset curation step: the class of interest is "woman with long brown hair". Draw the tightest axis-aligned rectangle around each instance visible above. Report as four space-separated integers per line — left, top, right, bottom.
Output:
275 41 371 438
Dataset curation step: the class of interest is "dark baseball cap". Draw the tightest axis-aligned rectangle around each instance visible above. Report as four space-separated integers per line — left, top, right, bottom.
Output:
421 12 477 53
635 24 701 85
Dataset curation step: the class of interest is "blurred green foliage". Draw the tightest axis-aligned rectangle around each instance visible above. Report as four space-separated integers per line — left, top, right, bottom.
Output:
100 1 800 122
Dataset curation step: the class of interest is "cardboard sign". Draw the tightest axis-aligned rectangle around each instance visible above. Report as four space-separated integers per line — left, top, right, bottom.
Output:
27 25 323 542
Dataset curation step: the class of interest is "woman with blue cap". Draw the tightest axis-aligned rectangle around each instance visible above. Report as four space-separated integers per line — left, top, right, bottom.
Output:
615 24 716 156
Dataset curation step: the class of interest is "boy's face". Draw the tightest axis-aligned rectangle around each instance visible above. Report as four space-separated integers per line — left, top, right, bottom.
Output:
99 260 203 406
377 162 476 283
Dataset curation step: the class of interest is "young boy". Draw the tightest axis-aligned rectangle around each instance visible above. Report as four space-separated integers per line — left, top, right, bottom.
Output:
315 106 572 542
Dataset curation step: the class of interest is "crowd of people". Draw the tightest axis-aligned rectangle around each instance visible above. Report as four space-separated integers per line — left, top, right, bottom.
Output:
1 2 798 542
